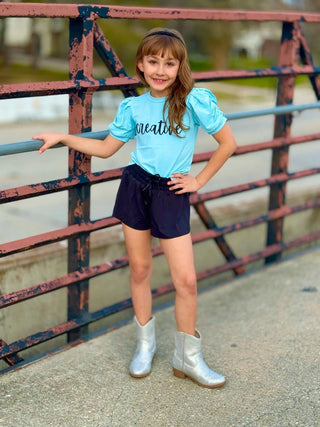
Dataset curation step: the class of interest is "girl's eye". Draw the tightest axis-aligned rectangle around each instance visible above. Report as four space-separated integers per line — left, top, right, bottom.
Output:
167 62 175 67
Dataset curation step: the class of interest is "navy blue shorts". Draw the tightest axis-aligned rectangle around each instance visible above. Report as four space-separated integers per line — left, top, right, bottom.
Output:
113 164 190 239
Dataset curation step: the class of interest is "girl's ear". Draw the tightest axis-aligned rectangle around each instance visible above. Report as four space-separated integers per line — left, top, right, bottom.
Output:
137 61 144 72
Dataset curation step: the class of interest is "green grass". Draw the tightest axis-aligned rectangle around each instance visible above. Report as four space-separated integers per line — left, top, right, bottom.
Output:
227 56 276 88
0 62 68 84
189 55 213 72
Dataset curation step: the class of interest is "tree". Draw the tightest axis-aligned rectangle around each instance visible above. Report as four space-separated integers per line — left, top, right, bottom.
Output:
152 0 294 69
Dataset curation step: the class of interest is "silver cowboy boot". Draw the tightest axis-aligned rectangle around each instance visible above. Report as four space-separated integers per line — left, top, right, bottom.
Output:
172 330 226 388
129 316 156 378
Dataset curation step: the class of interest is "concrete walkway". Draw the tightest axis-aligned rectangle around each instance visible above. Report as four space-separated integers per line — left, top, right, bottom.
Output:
1 248 319 427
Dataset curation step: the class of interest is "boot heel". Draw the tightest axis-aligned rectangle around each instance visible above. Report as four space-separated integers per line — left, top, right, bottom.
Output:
173 368 186 379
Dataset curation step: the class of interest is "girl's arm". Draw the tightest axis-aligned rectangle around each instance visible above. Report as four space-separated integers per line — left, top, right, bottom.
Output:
168 123 237 194
32 132 125 158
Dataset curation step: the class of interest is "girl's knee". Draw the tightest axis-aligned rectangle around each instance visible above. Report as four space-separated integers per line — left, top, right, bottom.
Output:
130 259 153 283
175 272 197 296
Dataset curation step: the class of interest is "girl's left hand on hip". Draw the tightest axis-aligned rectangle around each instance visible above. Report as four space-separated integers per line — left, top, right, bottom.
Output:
167 173 201 194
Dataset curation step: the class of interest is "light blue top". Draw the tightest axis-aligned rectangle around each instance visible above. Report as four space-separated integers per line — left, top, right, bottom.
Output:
108 87 227 177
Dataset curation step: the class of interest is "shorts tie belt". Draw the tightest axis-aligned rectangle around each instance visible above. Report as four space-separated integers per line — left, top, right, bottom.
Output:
128 164 171 206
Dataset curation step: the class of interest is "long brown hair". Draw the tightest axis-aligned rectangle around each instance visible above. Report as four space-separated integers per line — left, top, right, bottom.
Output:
135 28 194 137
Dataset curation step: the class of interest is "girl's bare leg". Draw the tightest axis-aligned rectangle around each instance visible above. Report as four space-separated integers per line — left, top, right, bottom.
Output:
161 233 225 388
159 233 197 335
122 224 153 326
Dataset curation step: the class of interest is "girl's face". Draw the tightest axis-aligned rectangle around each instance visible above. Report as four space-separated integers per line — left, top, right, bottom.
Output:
137 53 180 98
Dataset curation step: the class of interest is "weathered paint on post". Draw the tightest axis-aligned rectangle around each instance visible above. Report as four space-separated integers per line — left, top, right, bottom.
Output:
266 21 299 263
0 339 24 366
266 20 320 263
299 32 320 99
67 16 95 341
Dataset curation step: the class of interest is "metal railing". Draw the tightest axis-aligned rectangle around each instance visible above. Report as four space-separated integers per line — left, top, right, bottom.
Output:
1 4 320 372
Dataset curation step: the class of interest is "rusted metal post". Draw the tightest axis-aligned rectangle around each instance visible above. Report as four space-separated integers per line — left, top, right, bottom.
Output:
265 21 299 264
299 32 320 99
67 15 94 341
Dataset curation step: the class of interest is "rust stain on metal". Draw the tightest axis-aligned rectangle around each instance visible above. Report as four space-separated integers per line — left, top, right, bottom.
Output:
192 132 320 165
265 20 317 263
0 217 120 257
0 168 123 204
1 3 320 23
0 77 141 100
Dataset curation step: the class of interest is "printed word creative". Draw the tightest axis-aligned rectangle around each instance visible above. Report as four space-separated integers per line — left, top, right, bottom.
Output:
135 120 182 136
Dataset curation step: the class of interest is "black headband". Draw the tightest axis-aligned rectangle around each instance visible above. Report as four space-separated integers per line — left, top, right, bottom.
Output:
144 30 185 45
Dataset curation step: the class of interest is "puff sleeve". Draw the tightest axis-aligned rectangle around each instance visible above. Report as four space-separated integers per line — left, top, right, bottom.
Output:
187 88 227 135
108 97 136 142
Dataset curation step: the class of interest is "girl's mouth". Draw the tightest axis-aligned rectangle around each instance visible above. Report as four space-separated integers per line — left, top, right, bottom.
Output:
152 78 167 84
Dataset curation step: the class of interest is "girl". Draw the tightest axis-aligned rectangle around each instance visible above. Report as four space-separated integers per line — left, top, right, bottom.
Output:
33 28 237 389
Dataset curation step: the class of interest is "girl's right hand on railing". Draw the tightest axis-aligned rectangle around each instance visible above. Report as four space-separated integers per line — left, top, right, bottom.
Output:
32 132 68 154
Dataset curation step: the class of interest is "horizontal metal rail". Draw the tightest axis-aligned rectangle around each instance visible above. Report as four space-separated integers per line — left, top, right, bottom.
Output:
0 131 109 157
2 3 320 22
0 77 142 99
1 101 319 157
227 101 320 120
1 65 320 100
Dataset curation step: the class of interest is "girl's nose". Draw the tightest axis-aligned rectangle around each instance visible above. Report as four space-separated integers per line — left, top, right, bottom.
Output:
156 64 165 75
